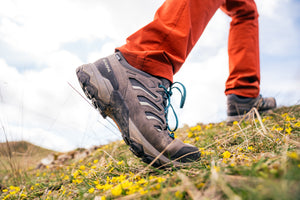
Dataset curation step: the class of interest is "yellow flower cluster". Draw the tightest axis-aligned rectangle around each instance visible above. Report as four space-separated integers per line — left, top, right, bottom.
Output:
222 151 231 159
186 124 206 143
2 186 27 200
287 151 299 160
199 148 214 157
90 174 166 197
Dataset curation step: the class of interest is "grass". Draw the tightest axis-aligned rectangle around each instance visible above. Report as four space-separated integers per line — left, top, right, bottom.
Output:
0 141 55 187
0 105 299 199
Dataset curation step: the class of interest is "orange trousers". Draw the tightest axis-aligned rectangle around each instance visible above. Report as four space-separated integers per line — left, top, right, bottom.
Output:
117 0 260 98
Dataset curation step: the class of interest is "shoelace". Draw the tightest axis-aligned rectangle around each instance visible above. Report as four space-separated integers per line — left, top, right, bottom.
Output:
159 82 186 138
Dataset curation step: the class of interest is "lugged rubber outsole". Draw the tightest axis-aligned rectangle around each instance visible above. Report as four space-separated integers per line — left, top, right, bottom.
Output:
76 64 186 168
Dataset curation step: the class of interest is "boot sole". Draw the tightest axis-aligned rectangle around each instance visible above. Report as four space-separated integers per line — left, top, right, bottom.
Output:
76 63 185 168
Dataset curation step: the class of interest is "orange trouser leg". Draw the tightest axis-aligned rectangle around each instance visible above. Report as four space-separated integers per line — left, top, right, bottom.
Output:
117 0 260 98
221 0 260 98
117 0 224 82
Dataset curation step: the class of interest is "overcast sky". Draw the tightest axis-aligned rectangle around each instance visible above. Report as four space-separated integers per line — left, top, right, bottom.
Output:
0 0 299 152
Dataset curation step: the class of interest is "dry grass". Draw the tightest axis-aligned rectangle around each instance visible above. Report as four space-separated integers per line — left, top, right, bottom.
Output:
0 105 299 199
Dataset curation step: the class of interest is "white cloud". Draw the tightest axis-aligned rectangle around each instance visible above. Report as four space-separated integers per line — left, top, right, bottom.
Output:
0 0 114 59
174 47 228 126
256 0 300 56
0 56 122 152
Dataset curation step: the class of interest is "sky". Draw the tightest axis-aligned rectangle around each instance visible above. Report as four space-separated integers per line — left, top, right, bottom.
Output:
0 0 299 152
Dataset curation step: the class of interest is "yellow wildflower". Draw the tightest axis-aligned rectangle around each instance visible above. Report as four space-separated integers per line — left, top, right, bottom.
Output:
20 193 27 198
222 151 231 159
72 170 79 179
79 165 86 171
96 184 103 190
88 188 95 194
276 127 283 132
213 166 220 172
206 124 213 129
271 126 276 131
287 152 298 160
100 196 106 200
121 180 133 188
175 190 183 198
111 184 122 196
73 178 83 184
248 146 254 151
9 186 20 195
117 160 124 165
188 131 194 138
109 167 114 173
3 194 10 200
107 161 113 167
139 189 148 195
137 178 147 185
191 125 202 132
286 127 292 135
154 184 161 190
197 182 205 188
156 177 166 183
82 171 88 176
103 183 113 190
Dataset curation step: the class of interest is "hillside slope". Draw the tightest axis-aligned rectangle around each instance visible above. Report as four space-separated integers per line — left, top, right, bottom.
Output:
0 140 54 156
0 141 55 181
0 105 299 199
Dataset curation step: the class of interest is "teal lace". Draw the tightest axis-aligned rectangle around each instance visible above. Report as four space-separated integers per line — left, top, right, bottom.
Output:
159 82 186 138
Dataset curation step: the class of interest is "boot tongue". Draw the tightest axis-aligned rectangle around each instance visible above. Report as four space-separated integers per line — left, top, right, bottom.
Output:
159 78 171 89
157 79 186 136
158 78 171 109
157 78 172 133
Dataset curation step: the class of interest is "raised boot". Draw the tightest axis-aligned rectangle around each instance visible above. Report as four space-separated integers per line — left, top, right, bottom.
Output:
76 52 200 167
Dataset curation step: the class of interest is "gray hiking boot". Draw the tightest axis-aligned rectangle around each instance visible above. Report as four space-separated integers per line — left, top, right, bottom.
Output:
227 94 276 123
76 52 200 167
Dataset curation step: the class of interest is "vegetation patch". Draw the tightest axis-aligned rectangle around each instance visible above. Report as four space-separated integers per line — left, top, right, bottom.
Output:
1 105 299 199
